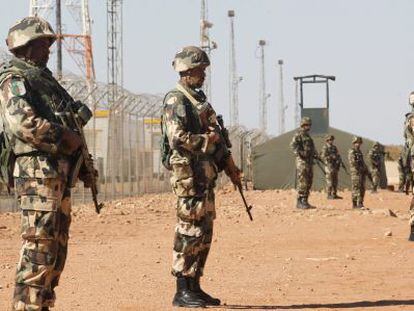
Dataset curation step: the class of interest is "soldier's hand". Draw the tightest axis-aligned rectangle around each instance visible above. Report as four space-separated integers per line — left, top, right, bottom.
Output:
58 129 82 155
207 129 220 144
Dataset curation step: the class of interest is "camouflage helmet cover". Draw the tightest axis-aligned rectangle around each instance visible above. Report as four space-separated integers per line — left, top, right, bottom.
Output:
373 141 380 147
352 136 363 144
325 134 334 141
300 117 312 127
172 46 210 72
6 16 56 51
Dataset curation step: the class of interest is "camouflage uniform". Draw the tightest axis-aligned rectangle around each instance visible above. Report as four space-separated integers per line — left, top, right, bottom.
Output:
348 137 367 208
162 46 234 307
320 135 341 198
290 117 319 208
368 143 382 192
1 17 86 310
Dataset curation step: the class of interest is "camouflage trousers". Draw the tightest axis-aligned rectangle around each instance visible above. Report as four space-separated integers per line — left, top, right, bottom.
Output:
325 165 339 195
295 159 313 199
172 190 215 278
13 177 71 311
351 173 366 204
371 167 380 190
398 164 406 191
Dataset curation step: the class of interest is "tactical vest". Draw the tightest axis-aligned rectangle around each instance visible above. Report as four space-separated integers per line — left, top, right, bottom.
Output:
0 57 73 156
299 133 315 160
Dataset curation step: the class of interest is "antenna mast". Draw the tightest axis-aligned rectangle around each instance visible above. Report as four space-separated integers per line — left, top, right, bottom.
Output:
277 59 286 135
228 10 241 127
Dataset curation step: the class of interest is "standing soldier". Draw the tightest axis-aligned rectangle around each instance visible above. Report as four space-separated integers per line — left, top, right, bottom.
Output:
1 17 95 310
367 142 382 193
320 134 343 199
161 46 241 307
348 136 369 208
290 117 320 209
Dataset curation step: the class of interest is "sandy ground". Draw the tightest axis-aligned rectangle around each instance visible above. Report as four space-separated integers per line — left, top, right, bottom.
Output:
1 186 414 311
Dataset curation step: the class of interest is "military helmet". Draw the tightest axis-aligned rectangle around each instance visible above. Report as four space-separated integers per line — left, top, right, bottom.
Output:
373 141 380 147
409 91 414 106
6 16 56 51
352 136 363 144
325 134 334 141
172 46 210 72
300 117 312 127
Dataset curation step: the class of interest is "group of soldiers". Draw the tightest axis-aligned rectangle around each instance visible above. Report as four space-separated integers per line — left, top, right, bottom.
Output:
0 13 411 311
290 117 385 209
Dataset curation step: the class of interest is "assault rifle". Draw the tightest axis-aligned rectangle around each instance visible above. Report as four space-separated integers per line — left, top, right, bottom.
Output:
337 158 350 175
59 100 104 214
216 115 253 221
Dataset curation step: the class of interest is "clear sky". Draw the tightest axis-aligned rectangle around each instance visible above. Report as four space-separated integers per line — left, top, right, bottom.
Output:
1 0 413 144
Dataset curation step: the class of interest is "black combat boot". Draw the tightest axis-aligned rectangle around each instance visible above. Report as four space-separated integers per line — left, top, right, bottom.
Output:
172 277 206 308
333 193 343 199
327 193 334 200
296 197 308 209
352 199 358 209
189 275 221 306
371 186 377 193
41 308 50 311
409 226 414 241
356 200 365 209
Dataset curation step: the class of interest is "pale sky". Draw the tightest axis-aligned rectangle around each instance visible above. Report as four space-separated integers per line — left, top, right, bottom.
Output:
1 0 414 144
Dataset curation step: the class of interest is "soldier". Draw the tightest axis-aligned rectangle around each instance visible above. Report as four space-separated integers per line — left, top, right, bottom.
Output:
290 117 320 209
161 46 241 307
1 17 94 310
367 142 382 193
320 134 343 199
348 136 369 208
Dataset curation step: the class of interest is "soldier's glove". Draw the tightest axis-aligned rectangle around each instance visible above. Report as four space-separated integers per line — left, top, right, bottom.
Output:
58 129 82 155
79 154 98 189
224 155 242 188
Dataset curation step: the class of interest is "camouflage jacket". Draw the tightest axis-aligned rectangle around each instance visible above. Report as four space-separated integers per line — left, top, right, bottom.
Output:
0 57 76 179
348 147 367 174
320 143 341 168
161 83 229 189
368 148 382 168
290 129 318 164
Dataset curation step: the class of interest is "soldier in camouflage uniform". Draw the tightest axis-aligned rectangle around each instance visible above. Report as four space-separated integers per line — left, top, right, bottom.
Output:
348 136 368 208
367 142 382 193
1 17 93 310
161 46 241 307
320 134 343 199
290 117 320 209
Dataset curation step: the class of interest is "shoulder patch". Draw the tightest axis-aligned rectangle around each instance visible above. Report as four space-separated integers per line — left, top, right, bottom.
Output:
176 104 186 118
167 96 177 105
10 79 26 97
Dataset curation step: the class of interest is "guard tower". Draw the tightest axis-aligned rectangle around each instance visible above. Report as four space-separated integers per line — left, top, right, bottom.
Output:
293 74 335 134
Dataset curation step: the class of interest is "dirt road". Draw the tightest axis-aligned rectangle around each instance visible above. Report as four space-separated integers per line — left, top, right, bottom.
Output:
1 188 414 310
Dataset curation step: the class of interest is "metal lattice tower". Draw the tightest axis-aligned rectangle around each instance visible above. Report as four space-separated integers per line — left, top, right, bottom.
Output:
258 40 268 133
29 0 96 82
200 0 216 100
277 59 286 135
228 10 241 127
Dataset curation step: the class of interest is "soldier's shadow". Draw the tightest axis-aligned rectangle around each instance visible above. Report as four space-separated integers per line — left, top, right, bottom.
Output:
217 299 414 309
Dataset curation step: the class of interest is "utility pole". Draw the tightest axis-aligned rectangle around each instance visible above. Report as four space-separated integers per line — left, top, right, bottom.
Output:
107 0 124 199
277 59 286 135
294 79 300 128
200 0 216 100
228 10 241 127
55 0 62 80
258 40 268 133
